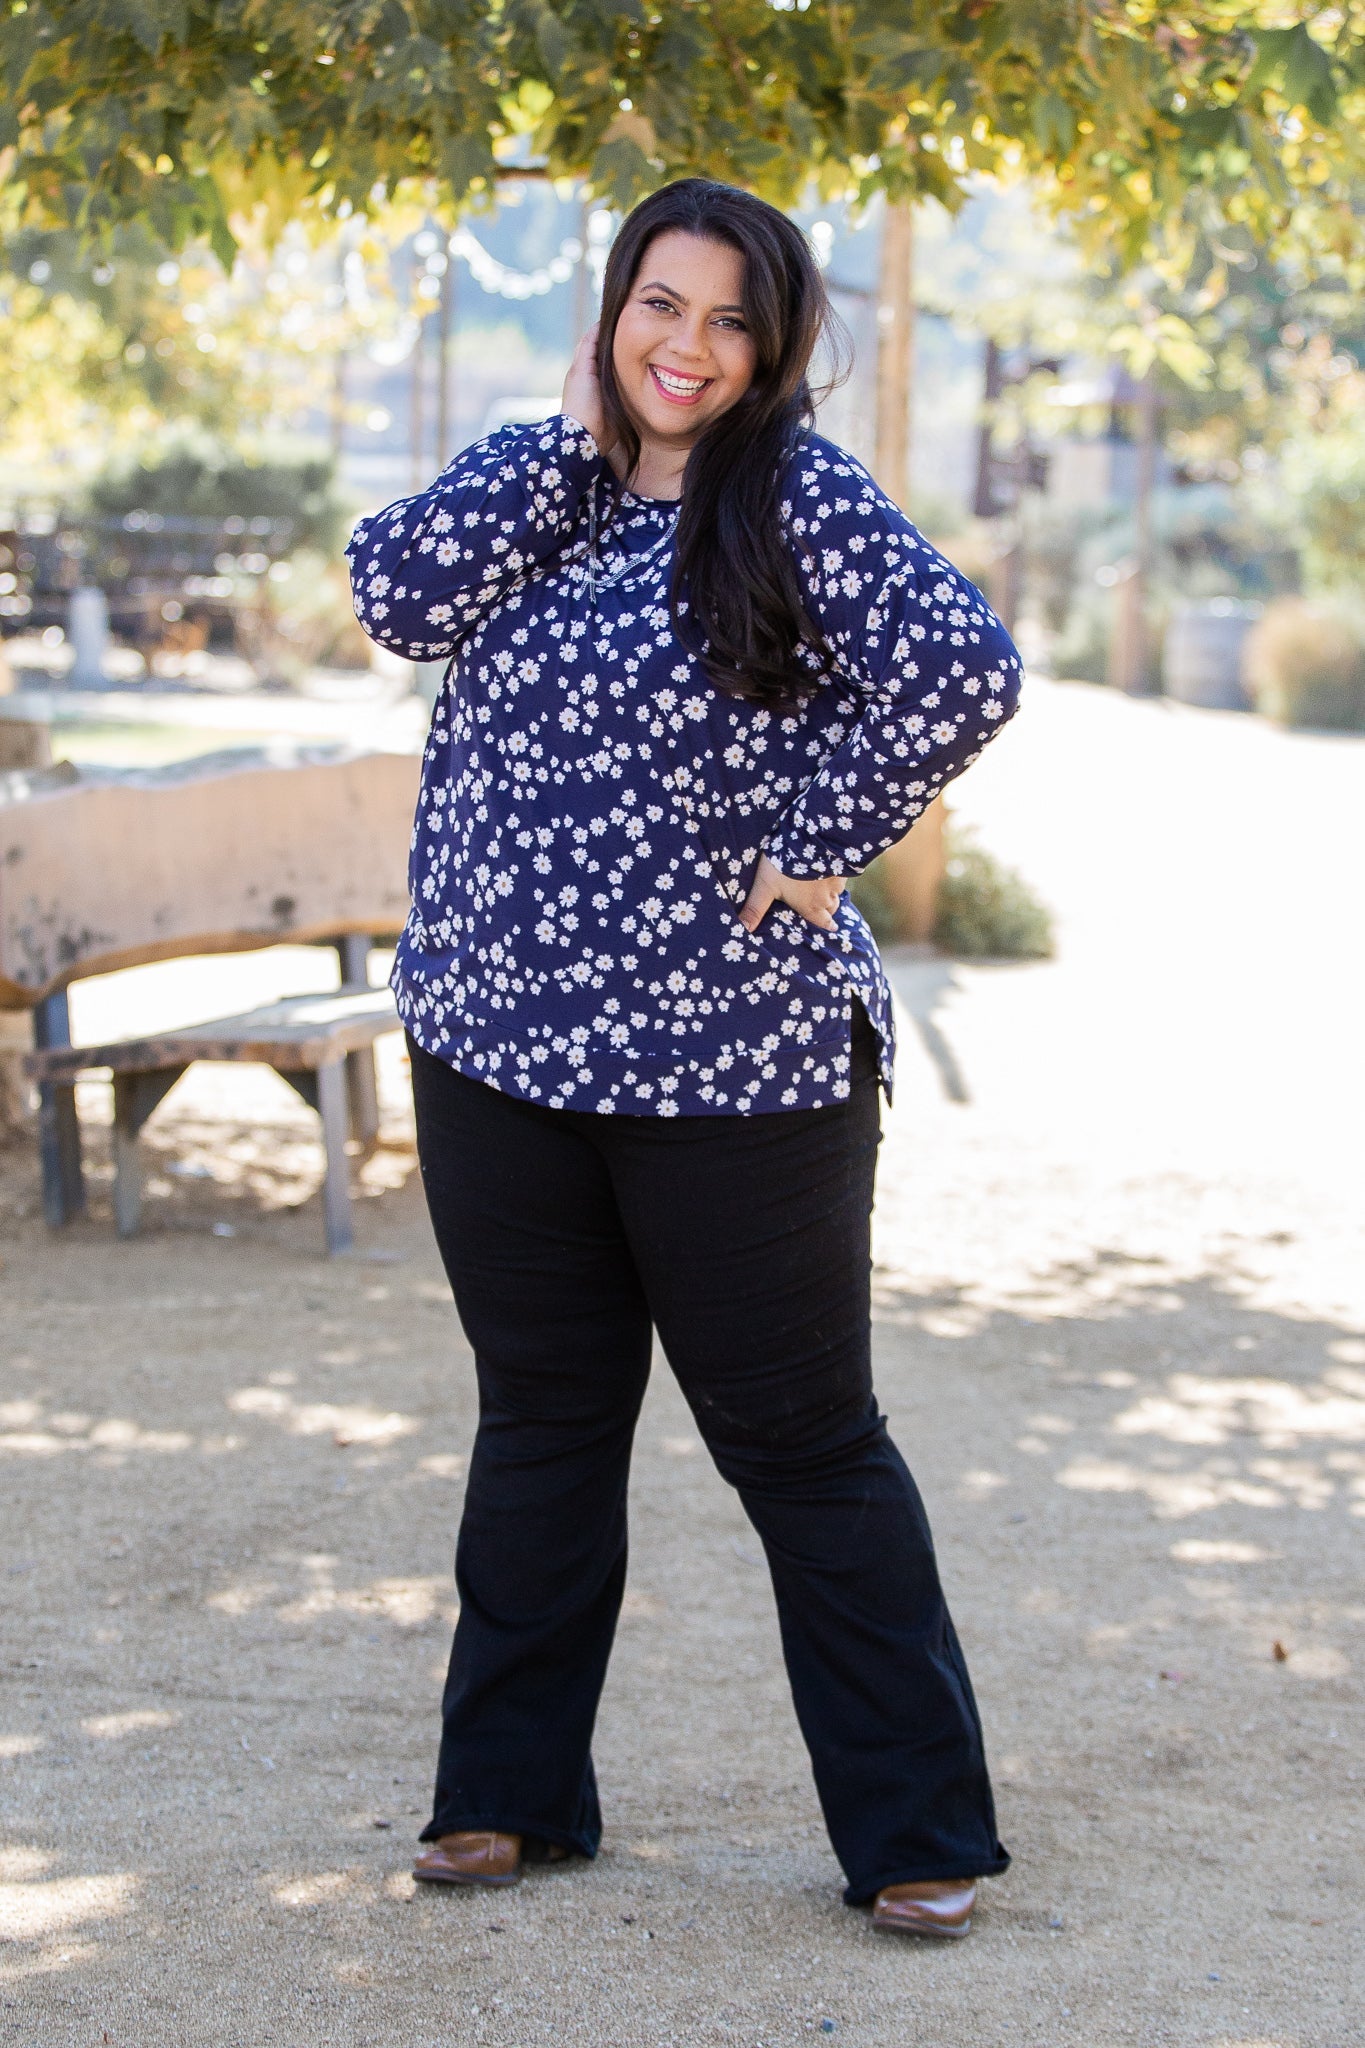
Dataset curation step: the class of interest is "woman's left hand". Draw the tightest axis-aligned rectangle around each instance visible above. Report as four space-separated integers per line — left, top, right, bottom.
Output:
739 854 845 933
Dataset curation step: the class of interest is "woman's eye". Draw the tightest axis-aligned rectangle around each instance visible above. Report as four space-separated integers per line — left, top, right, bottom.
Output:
643 298 677 313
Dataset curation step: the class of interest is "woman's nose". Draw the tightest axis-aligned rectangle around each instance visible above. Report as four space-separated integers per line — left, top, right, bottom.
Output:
669 319 711 361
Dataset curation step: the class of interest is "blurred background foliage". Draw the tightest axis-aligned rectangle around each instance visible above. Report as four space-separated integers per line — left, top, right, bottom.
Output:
0 5 1362 734
86 438 345 556
3 2 1362 281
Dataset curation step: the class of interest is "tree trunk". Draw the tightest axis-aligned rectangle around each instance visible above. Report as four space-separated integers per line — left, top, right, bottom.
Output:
870 199 945 941
874 200 914 510
1107 379 1158 695
409 315 427 490
436 255 456 469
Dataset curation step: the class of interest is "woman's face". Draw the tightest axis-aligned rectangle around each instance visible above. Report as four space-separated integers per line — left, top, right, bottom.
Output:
611 230 758 454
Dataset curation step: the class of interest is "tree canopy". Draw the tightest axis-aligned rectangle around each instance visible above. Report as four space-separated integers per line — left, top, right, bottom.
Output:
2 2 1362 276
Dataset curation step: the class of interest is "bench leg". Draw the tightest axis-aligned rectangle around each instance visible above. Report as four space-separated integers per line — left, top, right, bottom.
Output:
344 1048 381 1151
334 934 372 989
111 1068 187 1239
316 1058 354 1256
331 939 381 1153
38 1084 85 1227
33 992 85 1227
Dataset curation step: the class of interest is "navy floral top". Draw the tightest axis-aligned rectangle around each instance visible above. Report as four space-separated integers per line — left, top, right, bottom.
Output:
347 414 1022 1116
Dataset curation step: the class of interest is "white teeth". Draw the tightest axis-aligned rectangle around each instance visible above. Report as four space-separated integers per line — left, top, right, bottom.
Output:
651 367 707 395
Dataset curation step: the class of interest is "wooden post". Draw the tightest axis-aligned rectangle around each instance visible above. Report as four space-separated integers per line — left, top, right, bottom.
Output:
1128 375 1158 694
410 313 427 491
573 193 592 341
874 201 914 510
869 198 942 941
871 799 947 945
436 254 455 470
1109 376 1158 694
330 350 346 465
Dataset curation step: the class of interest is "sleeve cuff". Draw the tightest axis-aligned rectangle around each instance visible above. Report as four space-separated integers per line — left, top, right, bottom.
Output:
765 830 865 881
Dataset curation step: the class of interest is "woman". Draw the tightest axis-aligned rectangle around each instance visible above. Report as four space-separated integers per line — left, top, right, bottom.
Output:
348 179 1020 1939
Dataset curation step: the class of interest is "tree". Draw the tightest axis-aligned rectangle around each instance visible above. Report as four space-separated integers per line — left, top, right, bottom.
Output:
0 202 431 496
1 3 1361 281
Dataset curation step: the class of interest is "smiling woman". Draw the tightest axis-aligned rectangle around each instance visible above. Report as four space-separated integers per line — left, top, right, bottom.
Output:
347 177 1022 1940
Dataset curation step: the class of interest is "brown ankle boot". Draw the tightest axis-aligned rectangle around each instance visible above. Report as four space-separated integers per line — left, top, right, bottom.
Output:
872 1878 976 1939
413 1831 523 1887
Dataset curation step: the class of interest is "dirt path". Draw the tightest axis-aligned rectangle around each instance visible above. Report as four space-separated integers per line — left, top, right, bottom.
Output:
2 682 1362 2046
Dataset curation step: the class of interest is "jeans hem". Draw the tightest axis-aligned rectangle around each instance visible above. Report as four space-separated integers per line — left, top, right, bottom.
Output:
842 1847 1011 1907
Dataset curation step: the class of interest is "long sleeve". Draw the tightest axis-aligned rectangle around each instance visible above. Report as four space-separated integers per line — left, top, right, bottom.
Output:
764 443 1023 879
346 413 606 661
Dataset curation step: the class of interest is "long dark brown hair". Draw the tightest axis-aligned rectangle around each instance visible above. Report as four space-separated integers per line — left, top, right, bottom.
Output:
596 180 847 708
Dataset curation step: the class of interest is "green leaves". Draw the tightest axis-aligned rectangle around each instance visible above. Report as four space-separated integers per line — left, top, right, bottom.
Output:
0 0 1360 286
1247 23 1337 125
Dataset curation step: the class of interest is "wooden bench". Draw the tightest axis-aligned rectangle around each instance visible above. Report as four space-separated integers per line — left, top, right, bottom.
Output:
24 971 401 1256
2 743 420 1256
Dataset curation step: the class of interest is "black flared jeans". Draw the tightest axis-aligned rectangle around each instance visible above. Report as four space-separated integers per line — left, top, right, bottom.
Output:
408 1018 1008 1903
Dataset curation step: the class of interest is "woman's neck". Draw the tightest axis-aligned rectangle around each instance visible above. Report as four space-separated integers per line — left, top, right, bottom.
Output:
611 434 690 502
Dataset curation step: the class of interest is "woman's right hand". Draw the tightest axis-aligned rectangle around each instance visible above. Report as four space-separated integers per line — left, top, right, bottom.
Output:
739 855 846 934
562 323 613 458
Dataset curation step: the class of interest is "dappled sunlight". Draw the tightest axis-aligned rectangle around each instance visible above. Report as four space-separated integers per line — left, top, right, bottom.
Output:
877 1258 1365 1542
1111 1373 1365 1449
0 1857 136 1948
0 1396 193 1458
270 1869 370 1910
80 1710 179 1741
414 1452 467 1480
277 1565 449 1629
0 1736 44 1760
1169 1539 1276 1564
1057 1358 1365 1522
207 1553 453 1631
1059 1455 1298 1518
956 1467 1008 1499
0 1939 104 1986
226 1385 419 1448
874 1253 1199 1339
204 1579 278 1616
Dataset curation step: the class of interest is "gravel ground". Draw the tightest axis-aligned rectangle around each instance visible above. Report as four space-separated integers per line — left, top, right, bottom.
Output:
1 680 1362 2046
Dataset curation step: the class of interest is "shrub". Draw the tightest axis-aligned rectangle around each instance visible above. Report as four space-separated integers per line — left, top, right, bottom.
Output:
850 825 1055 959
1242 597 1365 732
84 434 344 555
932 825 1055 959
